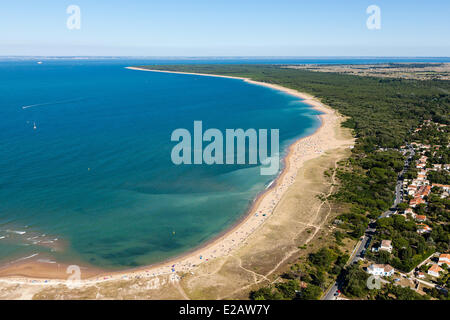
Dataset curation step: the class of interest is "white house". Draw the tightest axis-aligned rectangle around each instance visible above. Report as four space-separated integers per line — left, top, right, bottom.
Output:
417 224 432 234
380 240 393 253
367 264 394 277
416 163 426 169
408 186 417 196
416 272 426 279
404 208 415 217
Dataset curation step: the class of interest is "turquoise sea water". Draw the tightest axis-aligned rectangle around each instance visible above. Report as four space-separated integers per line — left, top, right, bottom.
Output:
0 59 323 269
1 57 448 270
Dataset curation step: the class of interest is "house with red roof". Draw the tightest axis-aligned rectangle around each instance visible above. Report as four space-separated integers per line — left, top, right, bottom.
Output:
428 264 443 277
438 253 450 266
417 224 432 234
415 215 427 222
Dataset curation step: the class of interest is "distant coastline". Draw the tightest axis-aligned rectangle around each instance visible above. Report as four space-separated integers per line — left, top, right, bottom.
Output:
125 66 322 101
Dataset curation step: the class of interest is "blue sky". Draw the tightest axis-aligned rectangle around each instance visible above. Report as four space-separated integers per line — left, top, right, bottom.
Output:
1 0 449 56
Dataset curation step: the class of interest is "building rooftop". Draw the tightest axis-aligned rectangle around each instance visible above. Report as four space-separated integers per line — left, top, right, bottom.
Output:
439 253 450 260
381 240 392 247
429 264 443 274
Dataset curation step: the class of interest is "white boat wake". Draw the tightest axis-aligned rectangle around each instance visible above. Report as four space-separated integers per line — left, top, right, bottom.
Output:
21 98 86 110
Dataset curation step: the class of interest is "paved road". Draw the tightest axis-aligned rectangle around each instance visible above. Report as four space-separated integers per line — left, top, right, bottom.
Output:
379 145 415 219
323 224 375 300
323 279 340 300
323 145 413 300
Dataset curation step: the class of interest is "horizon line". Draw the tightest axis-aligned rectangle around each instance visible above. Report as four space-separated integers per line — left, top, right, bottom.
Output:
1 55 450 59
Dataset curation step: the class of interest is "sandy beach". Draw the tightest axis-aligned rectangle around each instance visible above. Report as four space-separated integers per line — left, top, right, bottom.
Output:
0 68 354 299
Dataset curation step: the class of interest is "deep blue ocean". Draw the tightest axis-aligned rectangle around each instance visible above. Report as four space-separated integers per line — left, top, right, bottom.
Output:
0 57 448 270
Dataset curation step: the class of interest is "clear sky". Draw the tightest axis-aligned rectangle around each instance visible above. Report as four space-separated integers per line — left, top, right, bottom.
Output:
1 0 449 56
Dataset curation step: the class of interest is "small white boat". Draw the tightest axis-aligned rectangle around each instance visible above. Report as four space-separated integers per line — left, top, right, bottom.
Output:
33 122 37 130
37 61 43 64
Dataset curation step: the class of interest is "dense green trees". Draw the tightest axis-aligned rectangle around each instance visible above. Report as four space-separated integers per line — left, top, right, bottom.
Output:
297 284 322 300
373 284 429 300
308 248 337 269
250 286 283 300
341 264 369 298
333 151 403 220
412 123 449 150
372 215 437 272
428 171 450 184
275 280 300 299
427 191 450 223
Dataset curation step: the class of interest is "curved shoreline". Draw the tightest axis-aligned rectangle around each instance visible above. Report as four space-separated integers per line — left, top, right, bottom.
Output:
0 67 339 285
